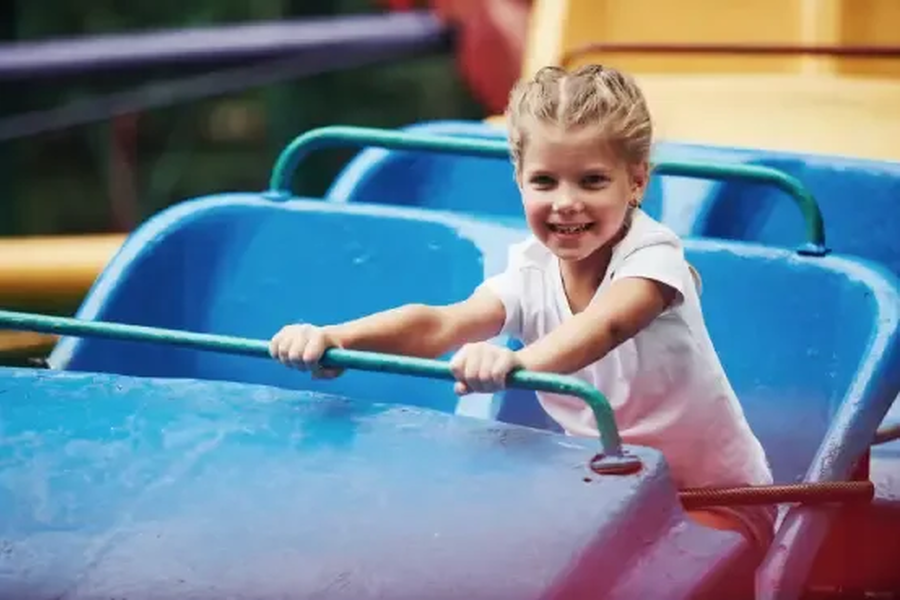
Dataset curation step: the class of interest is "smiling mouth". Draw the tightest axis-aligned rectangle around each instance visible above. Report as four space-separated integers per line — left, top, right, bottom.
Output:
547 223 594 235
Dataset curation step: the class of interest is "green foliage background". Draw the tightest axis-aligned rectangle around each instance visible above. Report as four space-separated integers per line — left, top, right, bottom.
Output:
0 0 485 236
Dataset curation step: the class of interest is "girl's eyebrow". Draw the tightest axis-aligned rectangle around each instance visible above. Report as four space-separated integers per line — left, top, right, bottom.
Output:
582 163 615 172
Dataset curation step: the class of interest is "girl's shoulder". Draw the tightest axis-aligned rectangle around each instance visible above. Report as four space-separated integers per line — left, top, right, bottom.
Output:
617 210 684 256
610 212 702 301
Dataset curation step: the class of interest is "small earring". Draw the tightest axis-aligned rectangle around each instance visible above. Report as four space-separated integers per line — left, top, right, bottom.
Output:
628 198 640 208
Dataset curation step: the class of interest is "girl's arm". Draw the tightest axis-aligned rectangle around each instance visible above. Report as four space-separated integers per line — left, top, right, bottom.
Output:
515 277 677 374
326 286 507 359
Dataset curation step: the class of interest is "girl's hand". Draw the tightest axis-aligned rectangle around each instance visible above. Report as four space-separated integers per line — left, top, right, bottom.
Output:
269 324 344 379
449 342 521 395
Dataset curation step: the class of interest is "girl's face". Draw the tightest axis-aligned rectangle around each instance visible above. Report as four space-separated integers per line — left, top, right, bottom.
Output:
517 124 648 264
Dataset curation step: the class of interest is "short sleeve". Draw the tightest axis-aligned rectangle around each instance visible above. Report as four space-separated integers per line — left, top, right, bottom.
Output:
611 238 688 306
478 267 524 338
476 239 537 339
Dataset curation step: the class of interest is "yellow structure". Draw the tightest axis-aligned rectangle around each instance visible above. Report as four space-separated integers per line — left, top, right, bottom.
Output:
0 234 125 357
514 0 900 162
0 234 124 306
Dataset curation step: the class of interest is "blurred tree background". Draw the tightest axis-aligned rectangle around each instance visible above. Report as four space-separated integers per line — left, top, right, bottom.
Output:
0 0 485 237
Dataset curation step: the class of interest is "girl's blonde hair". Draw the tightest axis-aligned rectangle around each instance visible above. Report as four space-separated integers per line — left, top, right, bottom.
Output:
505 64 653 175
505 64 704 295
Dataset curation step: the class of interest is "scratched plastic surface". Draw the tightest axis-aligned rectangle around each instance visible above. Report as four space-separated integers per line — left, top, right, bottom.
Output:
36 159 900 599
0 367 750 600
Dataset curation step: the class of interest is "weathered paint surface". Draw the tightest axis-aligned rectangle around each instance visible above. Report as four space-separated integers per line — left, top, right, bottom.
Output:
0 367 750 600
35 177 900 598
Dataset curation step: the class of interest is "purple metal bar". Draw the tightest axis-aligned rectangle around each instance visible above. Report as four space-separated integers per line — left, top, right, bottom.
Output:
0 11 449 81
0 47 428 141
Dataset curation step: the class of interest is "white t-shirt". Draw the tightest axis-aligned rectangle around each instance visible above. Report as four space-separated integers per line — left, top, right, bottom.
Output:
480 211 773 489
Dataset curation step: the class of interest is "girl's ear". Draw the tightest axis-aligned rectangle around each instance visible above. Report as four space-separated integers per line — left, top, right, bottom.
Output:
629 161 650 200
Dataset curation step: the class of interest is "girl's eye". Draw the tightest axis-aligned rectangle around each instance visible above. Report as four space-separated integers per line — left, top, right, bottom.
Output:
529 175 557 189
582 174 609 188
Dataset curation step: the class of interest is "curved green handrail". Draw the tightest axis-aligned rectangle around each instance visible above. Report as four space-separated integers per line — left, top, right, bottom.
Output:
652 160 826 254
267 125 826 254
268 125 510 195
0 309 626 460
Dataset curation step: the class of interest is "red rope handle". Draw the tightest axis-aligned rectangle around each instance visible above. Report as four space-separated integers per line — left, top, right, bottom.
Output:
679 480 874 509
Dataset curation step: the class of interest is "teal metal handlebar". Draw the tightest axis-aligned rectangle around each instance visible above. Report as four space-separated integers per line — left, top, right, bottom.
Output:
0 309 637 471
267 125 826 254
652 160 827 255
267 125 510 195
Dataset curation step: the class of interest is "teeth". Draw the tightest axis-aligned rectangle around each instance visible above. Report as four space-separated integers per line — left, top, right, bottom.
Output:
551 224 590 234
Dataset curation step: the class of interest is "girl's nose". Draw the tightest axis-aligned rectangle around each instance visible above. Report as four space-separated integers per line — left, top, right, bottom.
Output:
552 195 581 213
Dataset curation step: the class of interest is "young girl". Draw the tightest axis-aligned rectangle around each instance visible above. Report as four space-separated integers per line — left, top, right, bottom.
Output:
270 64 776 553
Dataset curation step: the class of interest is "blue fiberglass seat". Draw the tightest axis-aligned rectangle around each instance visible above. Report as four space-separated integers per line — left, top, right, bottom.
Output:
48 195 525 418
30 195 771 599
324 120 521 218
679 239 900 599
493 236 900 600
325 122 900 595
42 137 900 598
688 152 900 592
689 241 900 599
692 154 900 276
0 363 765 600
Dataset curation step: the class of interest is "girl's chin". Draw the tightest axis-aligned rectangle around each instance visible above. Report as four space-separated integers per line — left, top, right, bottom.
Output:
554 250 595 263
547 242 602 262
546 231 609 251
